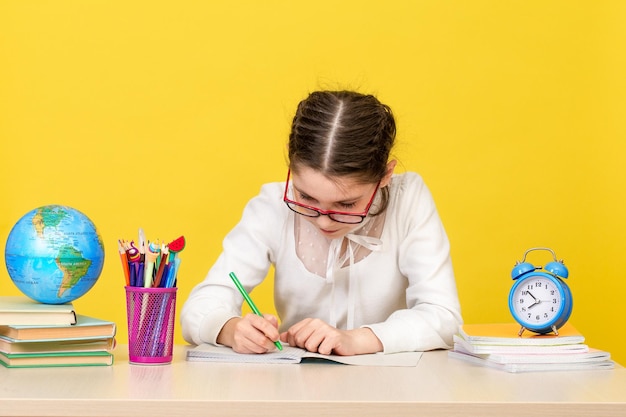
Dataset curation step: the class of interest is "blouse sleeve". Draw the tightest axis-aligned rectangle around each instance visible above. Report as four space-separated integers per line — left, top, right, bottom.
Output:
364 173 463 353
180 182 285 346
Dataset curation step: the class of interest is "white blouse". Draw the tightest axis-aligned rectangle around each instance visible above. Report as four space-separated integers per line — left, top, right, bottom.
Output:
181 172 462 353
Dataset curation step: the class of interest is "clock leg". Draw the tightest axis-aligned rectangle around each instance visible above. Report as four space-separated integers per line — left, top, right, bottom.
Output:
518 326 526 337
552 325 559 336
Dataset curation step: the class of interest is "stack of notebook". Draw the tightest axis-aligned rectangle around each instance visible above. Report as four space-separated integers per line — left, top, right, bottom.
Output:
0 296 116 368
448 323 614 373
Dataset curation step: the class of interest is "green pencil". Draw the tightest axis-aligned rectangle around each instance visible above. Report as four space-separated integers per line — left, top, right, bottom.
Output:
228 272 283 351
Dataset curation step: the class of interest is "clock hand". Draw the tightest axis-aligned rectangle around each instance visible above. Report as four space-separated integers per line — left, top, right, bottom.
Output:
525 291 539 309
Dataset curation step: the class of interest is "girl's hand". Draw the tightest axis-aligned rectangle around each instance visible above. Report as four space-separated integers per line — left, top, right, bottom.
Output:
280 318 383 356
217 314 280 354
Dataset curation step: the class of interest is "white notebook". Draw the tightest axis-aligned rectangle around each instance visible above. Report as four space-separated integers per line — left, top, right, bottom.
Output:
449 349 615 373
186 344 422 367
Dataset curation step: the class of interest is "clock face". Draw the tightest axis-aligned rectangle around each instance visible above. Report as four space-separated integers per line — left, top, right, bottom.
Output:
509 273 567 330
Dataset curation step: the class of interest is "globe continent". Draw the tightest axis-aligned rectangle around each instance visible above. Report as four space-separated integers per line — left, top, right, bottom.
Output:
4 205 105 304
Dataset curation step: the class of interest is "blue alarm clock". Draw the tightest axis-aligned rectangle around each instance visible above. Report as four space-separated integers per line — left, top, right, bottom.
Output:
509 247 573 336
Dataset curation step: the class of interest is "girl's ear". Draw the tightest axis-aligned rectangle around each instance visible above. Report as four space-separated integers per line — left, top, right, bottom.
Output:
380 160 397 187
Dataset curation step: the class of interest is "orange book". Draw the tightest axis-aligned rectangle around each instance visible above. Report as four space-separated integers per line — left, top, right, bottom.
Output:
0 314 115 341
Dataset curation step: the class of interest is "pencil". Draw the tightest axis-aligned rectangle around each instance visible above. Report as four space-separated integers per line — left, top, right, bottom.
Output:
228 272 283 351
118 240 130 286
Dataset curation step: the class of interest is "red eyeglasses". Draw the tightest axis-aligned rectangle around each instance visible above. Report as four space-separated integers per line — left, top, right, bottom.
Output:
283 170 380 224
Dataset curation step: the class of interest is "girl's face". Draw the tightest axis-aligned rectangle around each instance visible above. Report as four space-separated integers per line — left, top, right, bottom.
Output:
289 166 381 239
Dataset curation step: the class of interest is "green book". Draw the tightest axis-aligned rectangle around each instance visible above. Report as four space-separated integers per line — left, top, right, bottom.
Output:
0 350 114 368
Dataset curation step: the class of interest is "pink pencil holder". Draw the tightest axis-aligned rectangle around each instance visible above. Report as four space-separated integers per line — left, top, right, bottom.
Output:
125 286 177 365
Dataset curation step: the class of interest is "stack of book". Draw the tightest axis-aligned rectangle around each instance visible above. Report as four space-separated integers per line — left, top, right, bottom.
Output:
0 296 116 368
449 323 614 373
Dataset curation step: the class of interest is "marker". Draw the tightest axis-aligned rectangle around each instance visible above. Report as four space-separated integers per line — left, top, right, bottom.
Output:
166 257 181 288
143 250 158 288
228 272 283 351
149 239 162 271
127 242 142 287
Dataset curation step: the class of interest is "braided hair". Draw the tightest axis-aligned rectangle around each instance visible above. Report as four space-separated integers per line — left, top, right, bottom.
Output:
288 90 396 215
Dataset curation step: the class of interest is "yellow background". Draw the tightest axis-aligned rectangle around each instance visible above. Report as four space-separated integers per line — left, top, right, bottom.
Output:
1 1 625 364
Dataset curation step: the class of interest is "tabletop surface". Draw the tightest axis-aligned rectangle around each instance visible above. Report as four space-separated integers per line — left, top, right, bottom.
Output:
1 346 625 417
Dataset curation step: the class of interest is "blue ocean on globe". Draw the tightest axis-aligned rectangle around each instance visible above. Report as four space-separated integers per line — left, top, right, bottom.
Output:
4 205 105 304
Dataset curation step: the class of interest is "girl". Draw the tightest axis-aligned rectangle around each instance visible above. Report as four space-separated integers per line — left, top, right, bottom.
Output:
181 90 462 355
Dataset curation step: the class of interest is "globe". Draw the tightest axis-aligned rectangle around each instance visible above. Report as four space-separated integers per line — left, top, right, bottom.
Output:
4 205 105 304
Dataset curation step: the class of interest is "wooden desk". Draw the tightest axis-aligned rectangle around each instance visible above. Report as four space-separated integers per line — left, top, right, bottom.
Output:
1 346 625 417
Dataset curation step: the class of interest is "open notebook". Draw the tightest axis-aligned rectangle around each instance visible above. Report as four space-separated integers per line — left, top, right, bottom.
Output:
186 344 422 367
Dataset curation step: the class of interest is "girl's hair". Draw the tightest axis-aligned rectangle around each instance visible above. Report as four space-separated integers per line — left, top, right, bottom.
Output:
288 90 396 214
